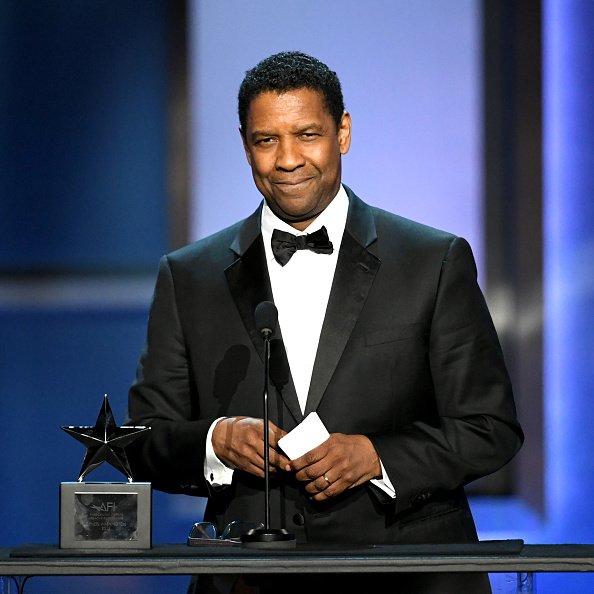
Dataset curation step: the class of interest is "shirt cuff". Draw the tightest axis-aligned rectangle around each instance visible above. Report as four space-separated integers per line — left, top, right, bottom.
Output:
204 417 235 487
370 460 396 499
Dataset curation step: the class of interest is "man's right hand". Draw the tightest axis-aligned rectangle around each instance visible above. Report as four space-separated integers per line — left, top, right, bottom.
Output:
211 416 290 478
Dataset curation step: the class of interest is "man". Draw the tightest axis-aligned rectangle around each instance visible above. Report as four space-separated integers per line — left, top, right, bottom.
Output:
126 51 523 593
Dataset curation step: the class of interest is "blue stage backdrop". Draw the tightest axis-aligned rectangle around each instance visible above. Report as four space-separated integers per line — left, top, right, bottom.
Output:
1 1 594 593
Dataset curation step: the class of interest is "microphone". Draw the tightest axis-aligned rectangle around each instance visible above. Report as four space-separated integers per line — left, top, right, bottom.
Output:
254 300 277 341
241 301 296 549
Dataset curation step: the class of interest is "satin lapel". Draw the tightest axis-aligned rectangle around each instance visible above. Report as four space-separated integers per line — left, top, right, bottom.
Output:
225 237 272 356
304 193 380 415
225 207 302 423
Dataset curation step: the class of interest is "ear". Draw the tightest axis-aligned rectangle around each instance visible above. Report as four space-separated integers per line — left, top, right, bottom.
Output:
239 127 252 165
338 111 352 155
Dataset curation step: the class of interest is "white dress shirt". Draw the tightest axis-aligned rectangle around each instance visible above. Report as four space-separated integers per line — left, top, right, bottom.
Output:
261 185 348 411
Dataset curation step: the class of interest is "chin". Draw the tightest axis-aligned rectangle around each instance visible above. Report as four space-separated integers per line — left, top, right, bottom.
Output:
273 203 316 221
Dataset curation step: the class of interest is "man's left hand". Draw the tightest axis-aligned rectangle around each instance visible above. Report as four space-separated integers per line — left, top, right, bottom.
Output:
286 433 381 501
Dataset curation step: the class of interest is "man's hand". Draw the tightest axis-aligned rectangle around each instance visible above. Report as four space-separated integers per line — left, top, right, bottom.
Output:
212 416 290 478
286 433 381 501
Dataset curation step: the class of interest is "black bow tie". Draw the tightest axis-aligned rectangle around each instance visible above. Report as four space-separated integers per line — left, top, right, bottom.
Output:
271 226 334 266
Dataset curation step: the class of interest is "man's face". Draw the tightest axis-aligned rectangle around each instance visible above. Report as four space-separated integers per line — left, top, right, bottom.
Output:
241 88 351 231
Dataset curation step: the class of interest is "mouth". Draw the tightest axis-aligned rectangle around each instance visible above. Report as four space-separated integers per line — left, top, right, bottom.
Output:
272 177 313 187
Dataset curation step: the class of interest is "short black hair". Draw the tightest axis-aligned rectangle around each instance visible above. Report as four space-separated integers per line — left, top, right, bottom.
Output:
238 51 345 132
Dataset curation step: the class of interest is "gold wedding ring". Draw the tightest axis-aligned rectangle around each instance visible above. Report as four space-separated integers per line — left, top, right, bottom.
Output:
323 475 331 484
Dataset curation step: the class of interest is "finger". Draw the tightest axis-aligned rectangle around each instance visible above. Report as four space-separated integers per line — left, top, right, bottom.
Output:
293 460 330 483
291 443 332 474
269 450 290 470
267 420 288 442
310 487 338 501
287 443 326 469
304 478 327 495
231 446 282 477
262 425 291 469
306 475 341 499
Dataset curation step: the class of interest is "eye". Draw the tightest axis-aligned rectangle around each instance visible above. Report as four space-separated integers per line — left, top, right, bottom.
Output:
254 137 276 146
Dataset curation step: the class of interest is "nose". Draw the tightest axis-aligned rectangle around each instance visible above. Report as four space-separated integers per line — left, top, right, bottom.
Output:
275 138 304 171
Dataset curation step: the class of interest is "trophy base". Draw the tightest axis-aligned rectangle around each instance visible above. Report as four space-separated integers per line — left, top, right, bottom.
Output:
60 482 152 549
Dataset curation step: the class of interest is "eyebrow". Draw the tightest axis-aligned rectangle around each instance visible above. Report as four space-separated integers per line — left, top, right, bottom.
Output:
250 122 326 139
295 122 325 133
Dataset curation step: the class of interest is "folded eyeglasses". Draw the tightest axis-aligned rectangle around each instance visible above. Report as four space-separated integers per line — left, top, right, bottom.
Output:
187 520 264 546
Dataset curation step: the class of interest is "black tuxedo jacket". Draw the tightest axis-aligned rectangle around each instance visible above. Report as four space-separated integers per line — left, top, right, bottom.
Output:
127 185 523 546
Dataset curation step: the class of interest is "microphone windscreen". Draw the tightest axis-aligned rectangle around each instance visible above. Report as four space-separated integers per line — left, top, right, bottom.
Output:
255 301 278 336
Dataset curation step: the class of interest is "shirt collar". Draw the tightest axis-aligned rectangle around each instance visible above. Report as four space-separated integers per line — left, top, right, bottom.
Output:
261 184 349 261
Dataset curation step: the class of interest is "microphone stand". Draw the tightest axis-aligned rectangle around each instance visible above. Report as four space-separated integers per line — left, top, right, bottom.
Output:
241 308 296 549
262 326 272 530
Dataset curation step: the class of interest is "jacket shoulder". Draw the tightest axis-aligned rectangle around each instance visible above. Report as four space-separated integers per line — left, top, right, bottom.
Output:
163 219 247 270
344 184 459 249
372 206 457 246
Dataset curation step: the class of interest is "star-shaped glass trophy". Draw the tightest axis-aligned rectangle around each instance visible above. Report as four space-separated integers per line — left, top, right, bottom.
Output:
59 394 152 549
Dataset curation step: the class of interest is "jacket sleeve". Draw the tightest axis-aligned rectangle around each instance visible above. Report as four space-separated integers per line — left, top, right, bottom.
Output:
125 255 214 496
370 236 524 514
